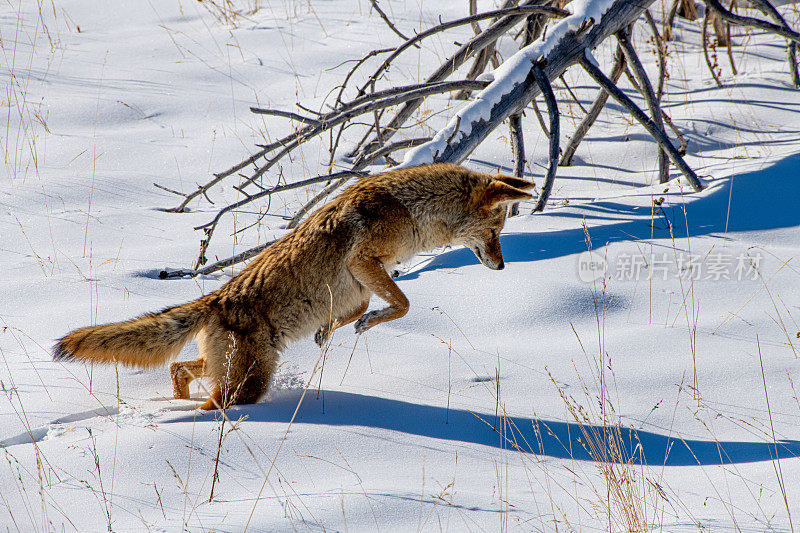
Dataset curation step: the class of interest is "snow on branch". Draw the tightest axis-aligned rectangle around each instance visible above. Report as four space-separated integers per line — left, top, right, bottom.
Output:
394 0 706 194
397 0 621 168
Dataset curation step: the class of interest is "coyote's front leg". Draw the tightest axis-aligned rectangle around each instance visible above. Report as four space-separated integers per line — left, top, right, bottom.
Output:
314 299 370 347
347 255 409 333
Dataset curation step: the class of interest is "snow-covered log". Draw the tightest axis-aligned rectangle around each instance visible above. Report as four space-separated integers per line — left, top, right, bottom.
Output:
397 0 659 168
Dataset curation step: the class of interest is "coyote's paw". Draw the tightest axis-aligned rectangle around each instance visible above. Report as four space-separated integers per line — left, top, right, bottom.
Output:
170 362 190 400
354 310 385 334
354 313 373 334
314 325 331 347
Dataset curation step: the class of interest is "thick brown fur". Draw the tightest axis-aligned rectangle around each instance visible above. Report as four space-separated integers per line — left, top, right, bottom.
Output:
54 163 533 410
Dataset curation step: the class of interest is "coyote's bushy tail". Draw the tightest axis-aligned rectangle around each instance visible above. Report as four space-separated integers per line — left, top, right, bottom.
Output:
54 298 210 368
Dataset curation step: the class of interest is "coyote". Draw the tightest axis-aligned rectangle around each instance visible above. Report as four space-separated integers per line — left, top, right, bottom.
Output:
54 164 533 410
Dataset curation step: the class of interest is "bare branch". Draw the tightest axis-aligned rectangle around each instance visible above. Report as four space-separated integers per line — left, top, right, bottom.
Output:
160 239 277 279
532 65 560 213
353 136 433 166
165 71 480 213
153 182 188 198
663 0 681 41
195 171 367 232
338 80 489 118
529 97 550 136
235 80 490 193
522 6 550 44
643 9 666 100
331 48 394 108
187 80 491 261
704 0 800 44
468 0 483 35
616 27 670 183
702 7 725 87
410 0 653 167
369 0 416 45
558 75 590 114
455 0 518 100
579 52 703 191
164 138 283 213
660 110 688 155
724 0 739 76
352 0 569 158
744 0 799 86
622 63 690 154
249 108 323 126
326 47 394 167
508 112 525 216
712 10 731 47
678 0 698 20
359 4 570 99
560 45 626 167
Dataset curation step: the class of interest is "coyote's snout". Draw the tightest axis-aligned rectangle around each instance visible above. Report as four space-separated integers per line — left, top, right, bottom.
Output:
55 163 534 409
466 228 506 270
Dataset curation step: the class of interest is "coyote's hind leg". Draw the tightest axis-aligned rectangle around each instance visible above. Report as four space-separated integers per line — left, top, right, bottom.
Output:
172 322 228 401
170 356 207 400
200 330 280 410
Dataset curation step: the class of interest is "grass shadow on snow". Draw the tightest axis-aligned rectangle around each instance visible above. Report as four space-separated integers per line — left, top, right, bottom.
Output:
401 151 800 280
172 389 800 466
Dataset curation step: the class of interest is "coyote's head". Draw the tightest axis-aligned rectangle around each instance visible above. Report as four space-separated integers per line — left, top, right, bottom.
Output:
460 174 534 270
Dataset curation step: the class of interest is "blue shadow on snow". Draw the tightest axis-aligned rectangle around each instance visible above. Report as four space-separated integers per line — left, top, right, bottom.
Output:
170 390 800 466
402 151 800 279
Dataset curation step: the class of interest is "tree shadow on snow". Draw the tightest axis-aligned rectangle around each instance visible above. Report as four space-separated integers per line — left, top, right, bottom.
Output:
401 151 800 279
171 389 800 466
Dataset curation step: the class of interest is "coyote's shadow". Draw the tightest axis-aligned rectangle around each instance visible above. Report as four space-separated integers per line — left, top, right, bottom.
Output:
171 389 800 466
402 152 800 279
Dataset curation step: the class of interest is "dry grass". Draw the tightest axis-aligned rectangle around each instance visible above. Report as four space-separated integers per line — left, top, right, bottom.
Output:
195 0 261 26
2 0 59 184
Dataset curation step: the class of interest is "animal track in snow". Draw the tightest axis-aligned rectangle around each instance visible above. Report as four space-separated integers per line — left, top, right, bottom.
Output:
0 406 120 448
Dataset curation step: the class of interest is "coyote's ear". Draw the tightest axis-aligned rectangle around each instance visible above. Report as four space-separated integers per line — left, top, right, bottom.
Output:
492 174 535 190
480 181 533 209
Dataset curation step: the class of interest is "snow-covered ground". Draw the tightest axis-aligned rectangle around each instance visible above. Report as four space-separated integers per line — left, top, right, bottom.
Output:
2 0 799 530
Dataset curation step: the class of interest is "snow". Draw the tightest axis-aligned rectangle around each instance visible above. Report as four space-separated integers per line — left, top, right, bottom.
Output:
2 0 800 531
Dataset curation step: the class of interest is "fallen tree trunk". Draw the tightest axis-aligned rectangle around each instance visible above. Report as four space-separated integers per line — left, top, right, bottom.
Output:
398 0 661 167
